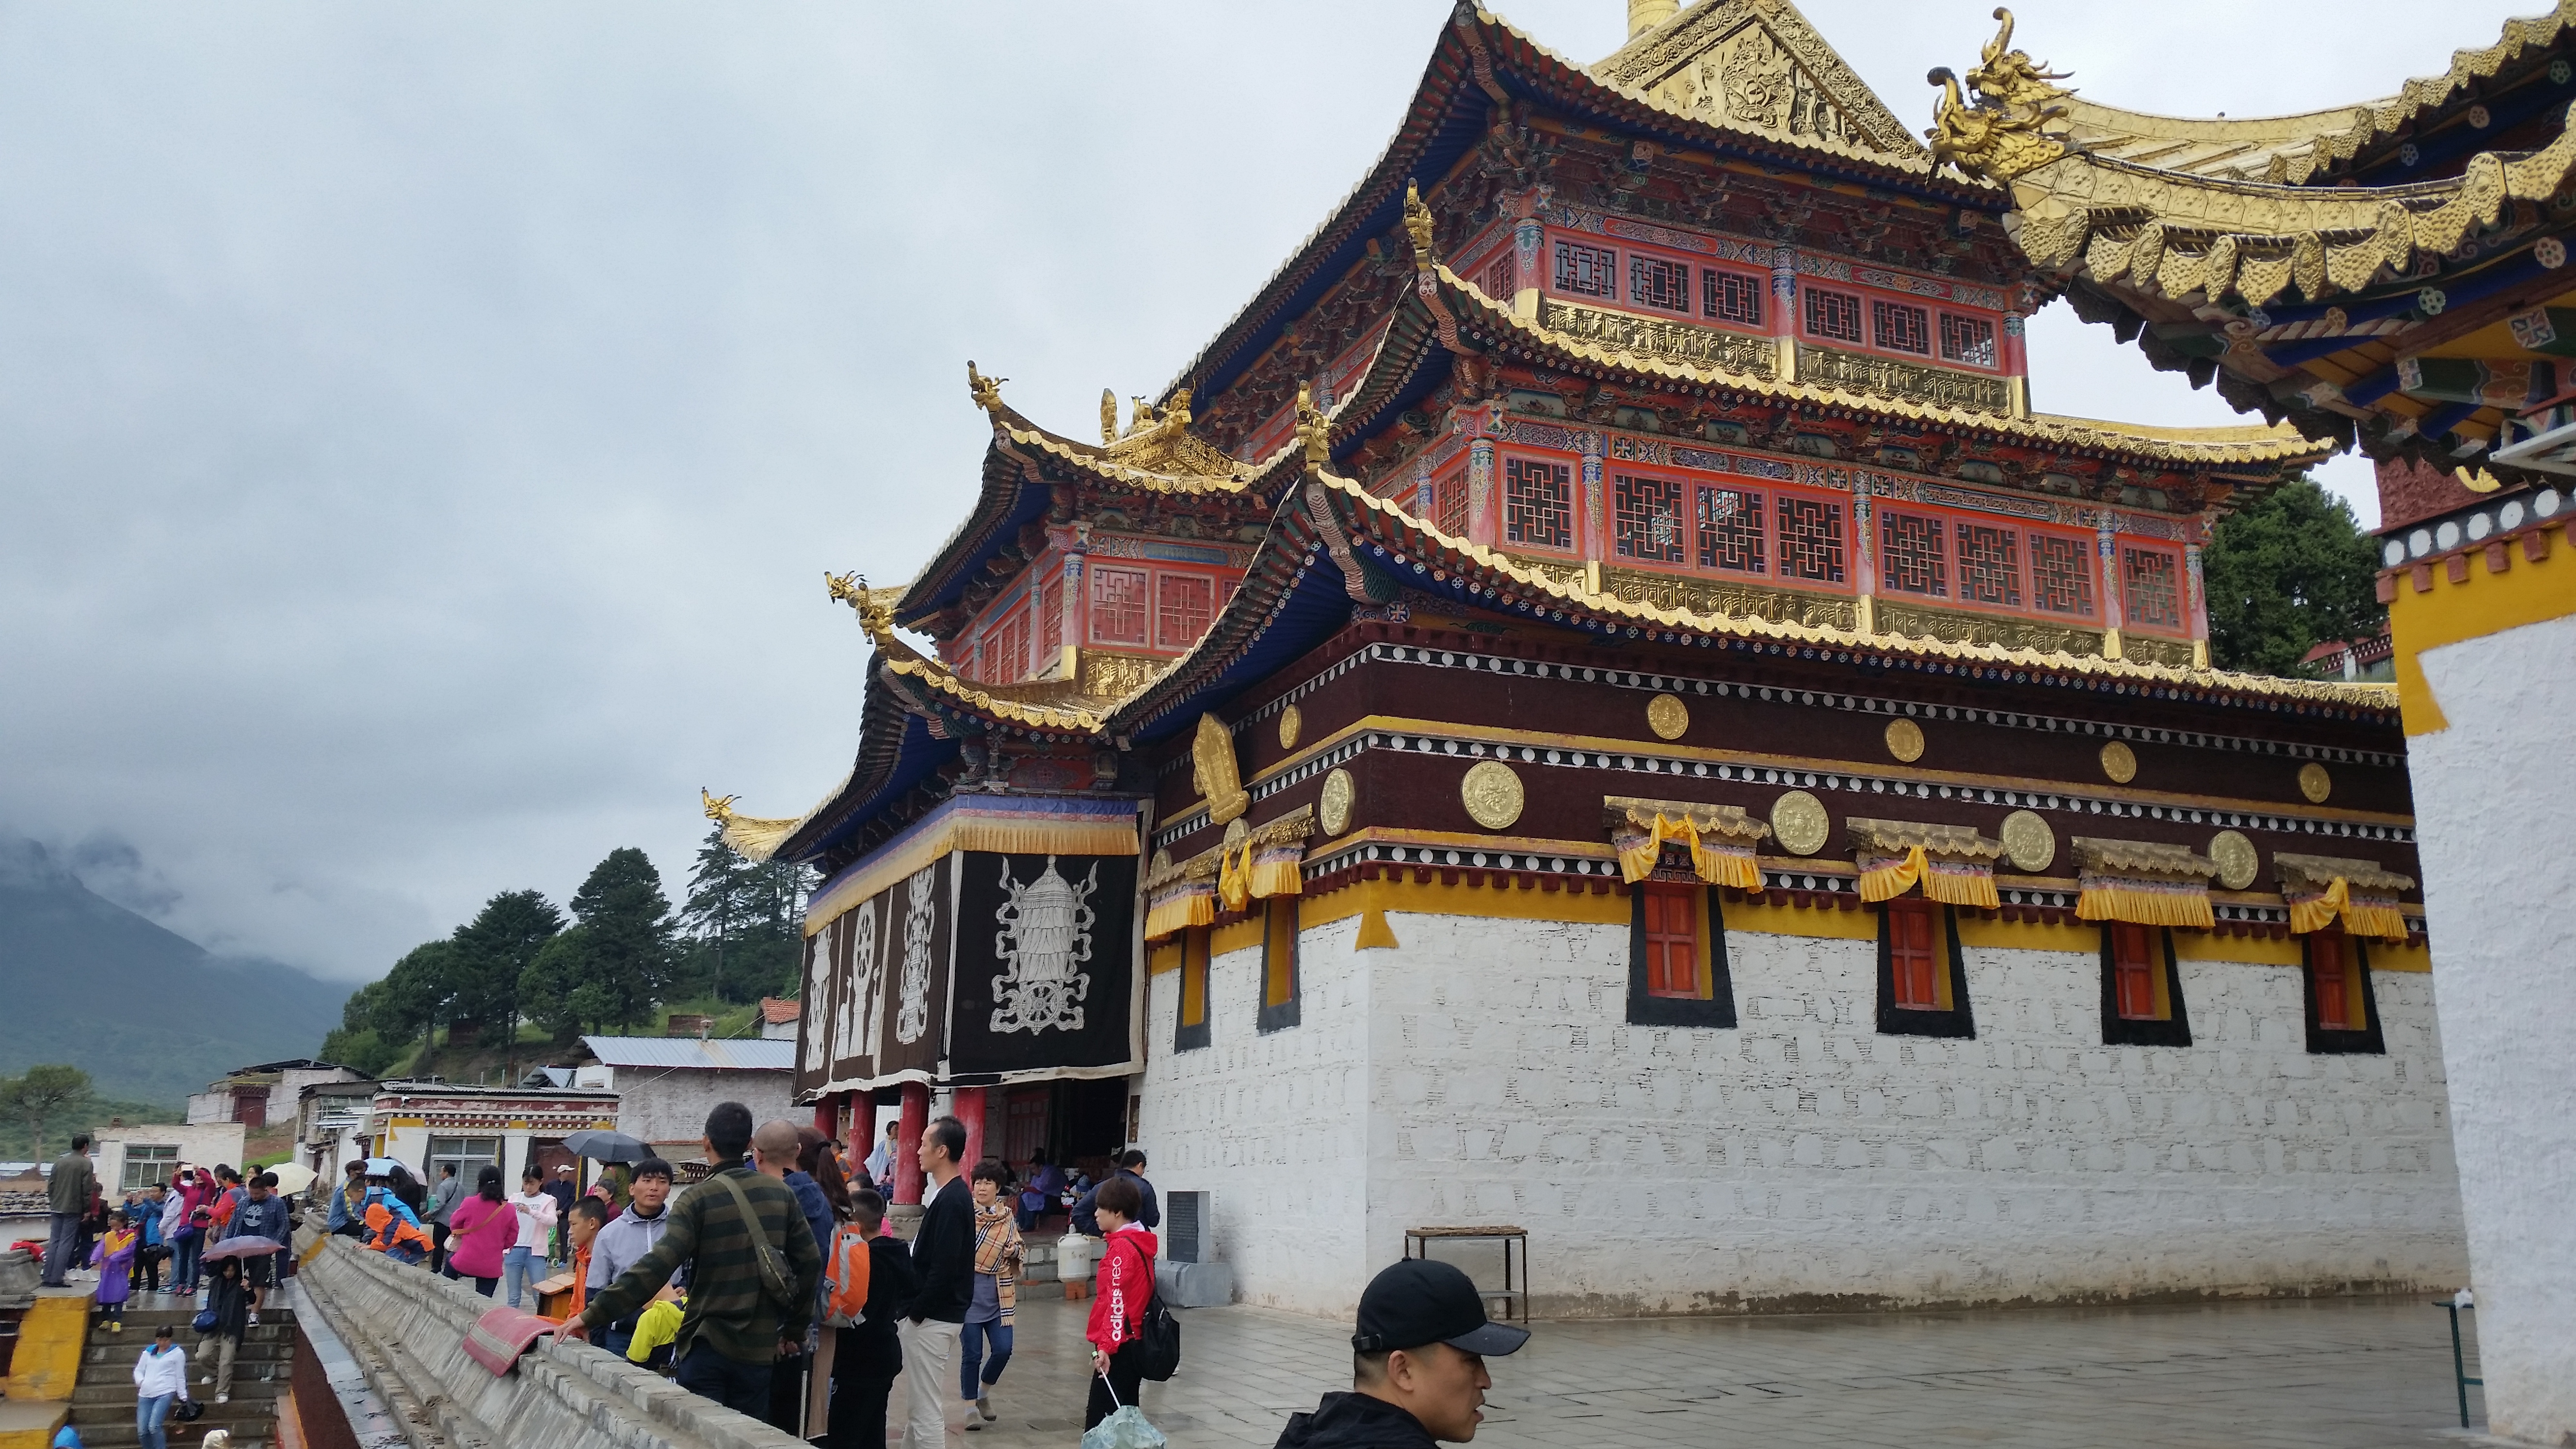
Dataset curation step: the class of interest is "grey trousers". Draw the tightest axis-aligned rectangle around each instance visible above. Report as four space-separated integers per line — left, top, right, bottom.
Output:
44 1213 80 1286
196 1334 240 1398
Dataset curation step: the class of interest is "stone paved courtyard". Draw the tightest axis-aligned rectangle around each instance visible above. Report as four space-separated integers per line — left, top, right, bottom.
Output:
893 1291 2486 1448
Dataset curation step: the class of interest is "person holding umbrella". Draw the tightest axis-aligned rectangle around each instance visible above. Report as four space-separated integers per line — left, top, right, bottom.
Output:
218 1174 293 1324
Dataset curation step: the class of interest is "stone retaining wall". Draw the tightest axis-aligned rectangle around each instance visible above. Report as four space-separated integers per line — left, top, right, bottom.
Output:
297 1238 806 1449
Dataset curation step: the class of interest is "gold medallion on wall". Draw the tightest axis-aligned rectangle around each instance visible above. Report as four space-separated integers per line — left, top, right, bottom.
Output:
1223 816 1249 850
1278 704 1303 751
1318 767 1355 837
1884 718 1925 763
1646 693 1690 741
1460 759 1524 831
2298 762 2332 803
1770 789 1830 856
2208 829 2259 891
2099 741 2138 784
1998 809 2056 873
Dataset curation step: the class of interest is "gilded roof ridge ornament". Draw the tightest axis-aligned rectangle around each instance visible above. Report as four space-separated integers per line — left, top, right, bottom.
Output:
1295 383 1332 468
701 788 738 825
1926 8 2076 182
1403 179 1437 264
826 570 904 644
966 360 1007 413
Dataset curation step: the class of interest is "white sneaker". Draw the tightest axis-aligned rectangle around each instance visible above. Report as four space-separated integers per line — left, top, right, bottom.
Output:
216 1394 229 1405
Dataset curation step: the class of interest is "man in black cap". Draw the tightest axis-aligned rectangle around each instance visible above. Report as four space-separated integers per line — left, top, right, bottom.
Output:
1274 1259 1530 1448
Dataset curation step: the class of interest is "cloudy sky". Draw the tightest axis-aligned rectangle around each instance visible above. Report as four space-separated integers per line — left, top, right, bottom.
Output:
0 0 2500 985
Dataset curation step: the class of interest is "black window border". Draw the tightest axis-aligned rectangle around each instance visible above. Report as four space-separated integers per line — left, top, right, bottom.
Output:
1257 899 1301 1034
2099 924 2192 1047
1174 929 1212 1052
1626 881 1737 1028
1875 899 1975 1038
2302 932 2386 1055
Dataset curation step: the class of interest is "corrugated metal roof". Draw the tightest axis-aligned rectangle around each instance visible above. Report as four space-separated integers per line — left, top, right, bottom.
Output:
578 1036 797 1072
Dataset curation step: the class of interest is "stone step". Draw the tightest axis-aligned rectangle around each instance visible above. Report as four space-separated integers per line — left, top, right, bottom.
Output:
79 1340 293 1371
70 1422 274 1449
74 1376 284 1406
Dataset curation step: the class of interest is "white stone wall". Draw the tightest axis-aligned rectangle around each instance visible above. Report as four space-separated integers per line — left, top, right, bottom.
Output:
2414 612 2576 1444
617 1069 797 1154
1139 917 1374 1316
97 1123 247 1192
1142 906 2464 1320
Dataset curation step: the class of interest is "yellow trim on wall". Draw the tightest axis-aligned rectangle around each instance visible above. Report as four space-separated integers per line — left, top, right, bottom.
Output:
2174 932 2302 966
1723 896 1880 941
2389 520 2570 736
1955 915 2094 953
2367 937 2433 973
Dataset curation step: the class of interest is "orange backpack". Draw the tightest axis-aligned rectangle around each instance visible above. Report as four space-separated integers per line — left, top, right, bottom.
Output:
821 1223 873 1327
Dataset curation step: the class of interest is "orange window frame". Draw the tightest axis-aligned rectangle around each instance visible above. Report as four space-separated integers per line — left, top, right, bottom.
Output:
2311 930 2365 1031
1639 881 1707 999
1886 897 1947 1011
2110 923 2163 1021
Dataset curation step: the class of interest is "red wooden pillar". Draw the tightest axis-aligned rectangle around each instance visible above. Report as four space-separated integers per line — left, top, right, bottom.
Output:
955 1086 988 1175
894 1082 931 1206
812 1092 838 1143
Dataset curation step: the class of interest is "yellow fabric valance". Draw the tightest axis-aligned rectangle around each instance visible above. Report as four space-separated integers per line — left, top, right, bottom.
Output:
1857 845 2001 909
1612 811 1763 891
2286 876 2410 941
1143 880 1215 942
2077 879 2215 929
1146 805 1314 940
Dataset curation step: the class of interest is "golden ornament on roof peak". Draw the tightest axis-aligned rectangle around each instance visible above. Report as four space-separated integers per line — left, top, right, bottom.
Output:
701 788 738 824
1926 8 2076 182
966 360 1006 412
1402 179 1436 261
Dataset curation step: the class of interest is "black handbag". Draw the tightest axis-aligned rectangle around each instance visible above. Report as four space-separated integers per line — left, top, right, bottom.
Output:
174 1400 206 1423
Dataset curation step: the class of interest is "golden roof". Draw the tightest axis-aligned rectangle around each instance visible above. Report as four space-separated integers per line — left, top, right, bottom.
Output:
700 787 832 865
1844 817 2009 861
827 568 1153 732
2272 3 2576 185
2057 97 2388 184
970 363 1272 491
1441 265 2329 466
2070 836 2218 880
2274 852 2417 895
1586 0 1933 165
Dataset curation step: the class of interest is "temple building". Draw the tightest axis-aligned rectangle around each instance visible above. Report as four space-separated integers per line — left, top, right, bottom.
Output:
711 0 2468 1322
1937 3 2574 1437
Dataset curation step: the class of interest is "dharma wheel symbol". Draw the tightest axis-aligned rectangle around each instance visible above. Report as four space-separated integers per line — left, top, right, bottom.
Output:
990 855 1098 1036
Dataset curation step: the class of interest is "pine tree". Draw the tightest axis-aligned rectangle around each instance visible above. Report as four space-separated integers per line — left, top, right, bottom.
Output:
678 826 812 1003
2203 476 2385 677
451 890 566 1060
566 848 676 1030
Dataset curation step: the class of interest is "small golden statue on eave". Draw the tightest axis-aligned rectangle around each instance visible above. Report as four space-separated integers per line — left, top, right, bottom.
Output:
1296 383 1332 468
967 360 1007 412
1927 8 2076 182
1403 179 1436 262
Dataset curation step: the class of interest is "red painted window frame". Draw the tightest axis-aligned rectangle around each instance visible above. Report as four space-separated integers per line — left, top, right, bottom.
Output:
1640 881 1701 999
1887 897 1943 1011
1089 565 1149 648
1501 452 1577 555
2110 923 2159 1020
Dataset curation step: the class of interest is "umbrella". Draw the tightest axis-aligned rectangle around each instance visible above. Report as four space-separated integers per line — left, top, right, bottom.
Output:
563 1129 649 1164
364 1157 402 1176
202 1237 283 1261
266 1163 318 1195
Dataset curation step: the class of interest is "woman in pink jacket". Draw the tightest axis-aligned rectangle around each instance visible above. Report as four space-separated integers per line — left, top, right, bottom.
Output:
442 1166 515 1298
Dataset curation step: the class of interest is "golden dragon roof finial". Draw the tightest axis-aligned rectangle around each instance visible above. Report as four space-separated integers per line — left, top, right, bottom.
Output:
1926 8 2076 182
966 360 1007 412
1402 179 1436 263
1296 383 1332 468
825 569 899 641
701 789 739 825
1100 387 1119 444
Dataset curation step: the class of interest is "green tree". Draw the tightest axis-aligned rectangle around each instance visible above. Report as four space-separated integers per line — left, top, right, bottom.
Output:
679 826 813 1003
451 890 566 1066
2203 476 2385 677
372 939 460 1049
1 1064 93 1160
531 848 676 1032
317 1026 404 1079
519 927 604 1042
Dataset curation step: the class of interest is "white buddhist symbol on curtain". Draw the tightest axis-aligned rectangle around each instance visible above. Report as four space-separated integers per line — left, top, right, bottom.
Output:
893 865 938 1046
801 918 837 1077
836 899 877 1073
989 855 1097 1035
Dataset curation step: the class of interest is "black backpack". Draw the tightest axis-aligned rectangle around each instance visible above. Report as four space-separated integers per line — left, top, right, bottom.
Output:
1131 1289 1181 1382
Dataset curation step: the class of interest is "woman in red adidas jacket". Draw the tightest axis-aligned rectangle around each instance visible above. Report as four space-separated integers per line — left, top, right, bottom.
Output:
1082 1175 1157 1432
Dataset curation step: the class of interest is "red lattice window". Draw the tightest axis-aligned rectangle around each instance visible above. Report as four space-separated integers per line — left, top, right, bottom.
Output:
1614 474 1686 563
1504 456 1573 550
2030 533 2096 617
2111 923 2160 1020
1553 240 1615 298
1090 566 1147 647
1888 897 1942 1010
1776 495 1846 584
2123 546 2182 630
1696 486 1765 573
1941 313 1997 367
1482 254 1515 301
1035 577 1062 656
1873 299 1931 354
1804 287 1862 343
1434 467 1468 536
1705 269 1763 327
1955 521 2023 608
1156 573 1213 651
1630 255 1691 313
987 608 1027 683
1879 510 1948 597
1641 882 1701 998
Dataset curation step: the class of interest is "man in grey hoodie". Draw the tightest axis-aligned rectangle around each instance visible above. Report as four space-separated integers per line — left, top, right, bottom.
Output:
585 1157 676 1358
423 1164 464 1274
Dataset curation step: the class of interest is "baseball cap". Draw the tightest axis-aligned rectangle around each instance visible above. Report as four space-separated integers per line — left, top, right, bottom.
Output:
1351 1259 1531 1357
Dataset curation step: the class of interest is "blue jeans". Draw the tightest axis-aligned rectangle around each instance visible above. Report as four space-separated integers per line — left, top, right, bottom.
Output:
602 1326 634 1360
502 1246 536 1307
675 1343 771 1417
172 1235 202 1293
959 1319 1013 1400
137 1393 174 1449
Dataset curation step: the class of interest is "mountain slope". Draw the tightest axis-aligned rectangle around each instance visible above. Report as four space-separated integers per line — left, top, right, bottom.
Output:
0 838 348 1104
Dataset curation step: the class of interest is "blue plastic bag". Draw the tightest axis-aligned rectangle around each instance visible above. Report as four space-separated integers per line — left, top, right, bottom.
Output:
1079 1377 1166 1449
